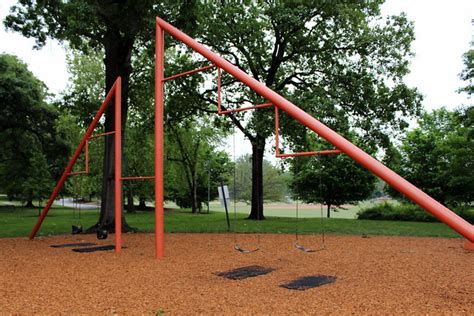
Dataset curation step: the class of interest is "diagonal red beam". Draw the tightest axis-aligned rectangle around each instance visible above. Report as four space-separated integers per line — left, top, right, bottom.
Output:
157 17 473 242
29 77 122 240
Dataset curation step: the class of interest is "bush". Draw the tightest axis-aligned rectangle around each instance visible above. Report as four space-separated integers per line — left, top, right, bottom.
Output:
357 202 474 224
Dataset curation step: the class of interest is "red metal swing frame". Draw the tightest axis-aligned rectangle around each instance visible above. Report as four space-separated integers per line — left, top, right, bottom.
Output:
30 17 473 258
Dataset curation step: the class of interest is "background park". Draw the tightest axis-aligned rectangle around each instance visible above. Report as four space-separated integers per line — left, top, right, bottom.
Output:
0 1 473 314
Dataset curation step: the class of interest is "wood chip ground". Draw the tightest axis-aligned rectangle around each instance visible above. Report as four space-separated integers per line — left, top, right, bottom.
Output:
0 233 472 314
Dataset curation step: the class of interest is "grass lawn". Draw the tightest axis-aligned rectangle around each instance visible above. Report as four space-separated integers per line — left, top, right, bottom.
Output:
0 203 463 239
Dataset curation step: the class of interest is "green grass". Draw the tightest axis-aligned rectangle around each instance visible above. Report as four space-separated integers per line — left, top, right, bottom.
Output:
0 204 463 239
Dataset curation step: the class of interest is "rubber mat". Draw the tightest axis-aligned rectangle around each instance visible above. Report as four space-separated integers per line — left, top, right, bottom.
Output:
280 275 336 290
216 265 275 280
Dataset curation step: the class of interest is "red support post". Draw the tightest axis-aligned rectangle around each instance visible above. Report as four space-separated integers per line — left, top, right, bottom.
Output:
114 77 122 253
156 17 473 243
29 78 121 239
155 19 165 259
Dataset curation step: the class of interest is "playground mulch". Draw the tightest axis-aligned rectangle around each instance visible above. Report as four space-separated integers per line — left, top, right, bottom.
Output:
0 233 472 314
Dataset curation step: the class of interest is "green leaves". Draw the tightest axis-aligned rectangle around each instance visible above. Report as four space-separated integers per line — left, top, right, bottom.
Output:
391 107 474 207
0 53 66 202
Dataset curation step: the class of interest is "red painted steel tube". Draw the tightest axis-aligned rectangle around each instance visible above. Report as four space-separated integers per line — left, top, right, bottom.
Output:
88 131 116 140
163 64 216 82
218 103 273 115
29 78 121 239
114 77 122 253
277 150 342 158
155 22 165 258
156 17 473 242
121 176 155 181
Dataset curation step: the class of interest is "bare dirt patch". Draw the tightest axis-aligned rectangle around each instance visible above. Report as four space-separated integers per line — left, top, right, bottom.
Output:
0 233 472 314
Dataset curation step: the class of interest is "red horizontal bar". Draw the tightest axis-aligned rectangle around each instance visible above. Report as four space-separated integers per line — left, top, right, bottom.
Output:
218 103 273 115
276 150 342 158
88 131 115 140
163 64 216 82
121 176 155 181
67 171 88 176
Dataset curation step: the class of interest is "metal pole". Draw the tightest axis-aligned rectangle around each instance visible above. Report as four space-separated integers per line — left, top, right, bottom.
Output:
114 77 122 253
155 20 165 258
156 17 473 242
29 78 120 239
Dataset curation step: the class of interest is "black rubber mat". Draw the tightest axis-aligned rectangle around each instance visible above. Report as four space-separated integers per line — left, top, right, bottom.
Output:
216 265 275 280
50 242 97 248
71 245 116 253
280 275 336 291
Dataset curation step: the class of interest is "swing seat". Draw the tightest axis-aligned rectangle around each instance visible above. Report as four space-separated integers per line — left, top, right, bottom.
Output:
294 241 324 253
234 244 259 254
96 228 108 240
71 225 83 235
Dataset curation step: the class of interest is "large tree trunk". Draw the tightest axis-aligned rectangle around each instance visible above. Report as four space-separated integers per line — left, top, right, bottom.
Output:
87 32 135 233
25 198 34 208
247 135 265 220
126 187 135 213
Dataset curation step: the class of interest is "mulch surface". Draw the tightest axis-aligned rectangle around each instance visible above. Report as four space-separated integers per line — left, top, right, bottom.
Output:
0 233 472 314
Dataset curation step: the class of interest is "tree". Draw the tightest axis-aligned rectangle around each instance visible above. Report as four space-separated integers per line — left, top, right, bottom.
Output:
5 1 198 231
196 1 422 220
390 108 474 206
231 154 289 207
0 53 67 206
459 49 473 96
289 134 376 218
166 121 232 213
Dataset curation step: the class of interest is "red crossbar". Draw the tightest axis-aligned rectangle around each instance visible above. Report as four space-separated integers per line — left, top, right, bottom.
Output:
121 176 155 181
218 103 273 115
162 64 216 82
217 67 274 114
276 150 342 158
274 107 340 158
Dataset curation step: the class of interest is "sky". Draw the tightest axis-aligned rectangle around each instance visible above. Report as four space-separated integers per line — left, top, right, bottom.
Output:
0 0 473 159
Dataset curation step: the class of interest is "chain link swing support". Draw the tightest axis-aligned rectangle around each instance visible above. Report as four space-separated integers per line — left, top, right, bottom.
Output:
230 126 261 254
293 155 327 253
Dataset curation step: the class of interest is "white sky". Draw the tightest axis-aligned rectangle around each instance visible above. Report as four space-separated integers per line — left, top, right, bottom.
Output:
1 0 473 159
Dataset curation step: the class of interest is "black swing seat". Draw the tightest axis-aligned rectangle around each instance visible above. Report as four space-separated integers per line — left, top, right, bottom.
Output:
234 244 259 254
71 225 83 234
294 242 325 253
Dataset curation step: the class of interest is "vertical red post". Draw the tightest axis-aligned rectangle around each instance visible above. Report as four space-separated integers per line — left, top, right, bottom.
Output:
155 19 165 259
114 77 122 252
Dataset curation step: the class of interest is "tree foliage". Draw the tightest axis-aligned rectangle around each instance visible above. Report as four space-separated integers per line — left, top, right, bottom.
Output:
231 154 289 204
388 107 474 206
289 134 376 218
196 1 422 219
0 53 68 205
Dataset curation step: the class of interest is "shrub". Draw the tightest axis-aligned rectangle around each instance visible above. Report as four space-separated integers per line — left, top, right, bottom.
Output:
357 202 474 224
